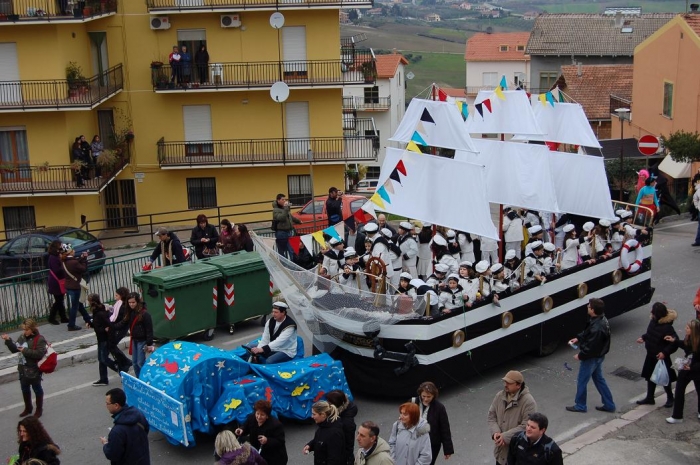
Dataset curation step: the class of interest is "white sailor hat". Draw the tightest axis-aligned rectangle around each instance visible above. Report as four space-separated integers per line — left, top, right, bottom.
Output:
619 210 633 219
364 222 379 233
399 221 413 231
422 222 432 228
530 240 544 250
475 260 489 273
432 234 447 246
446 229 456 238
505 249 516 260
459 261 473 268
400 271 413 280
615 209 627 217
447 273 460 282
490 263 504 274
611 216 621 224
435 263 449 274
582 221 595 232
528 225 543 235
410 278 426 288
599 219 611 228
328 237 341 246
563 224 575 233
381 228 393 238
344 247 357 258
543 242 556 252
272 301 289 310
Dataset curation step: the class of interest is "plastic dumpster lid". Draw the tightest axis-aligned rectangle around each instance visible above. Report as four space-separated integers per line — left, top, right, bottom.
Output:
200 251 267 274
133 262 222 289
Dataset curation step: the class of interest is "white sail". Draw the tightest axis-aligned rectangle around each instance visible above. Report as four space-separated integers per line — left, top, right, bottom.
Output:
512 101 602 148
464 90 544 137
389 99 478 153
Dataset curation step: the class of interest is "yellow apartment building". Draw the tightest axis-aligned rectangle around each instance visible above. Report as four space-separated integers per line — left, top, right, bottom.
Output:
0 0 377 239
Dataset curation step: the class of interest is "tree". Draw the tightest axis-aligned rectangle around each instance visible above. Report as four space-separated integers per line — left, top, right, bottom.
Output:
661 130 700 163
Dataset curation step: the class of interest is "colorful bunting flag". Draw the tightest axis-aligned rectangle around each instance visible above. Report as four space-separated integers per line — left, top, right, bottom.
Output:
545 141 560 151
538 93 547 106
288 236 301 255
344 216 356 233
545 91 555 106
323 226 341 241
377 185 391 204
406 141 422 153
333 222 344 240
369 192 386 210
396 160 407 176
300 234 314 254
389 168 402 184
420 108 435 124
499 75 508 90
383 179 395 194
483 99 492 113
475 102 484 118
557 88 565 103
411 131 427 146
494 86 505 101
361 199 378 218
353 208 367 223
311 231 326 248
438 88 448 102
460 102 468 120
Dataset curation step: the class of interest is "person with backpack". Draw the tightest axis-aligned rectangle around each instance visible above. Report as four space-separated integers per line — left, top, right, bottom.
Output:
2 318 48 418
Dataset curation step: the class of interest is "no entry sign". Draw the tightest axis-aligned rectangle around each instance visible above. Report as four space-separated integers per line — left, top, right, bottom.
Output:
638 135 660 156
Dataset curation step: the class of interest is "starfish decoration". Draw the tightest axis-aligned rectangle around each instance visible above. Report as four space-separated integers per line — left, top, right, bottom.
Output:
173 343 182 350
180 364 190 373
147 358 158 367
215 361 226 370
224 398 242 412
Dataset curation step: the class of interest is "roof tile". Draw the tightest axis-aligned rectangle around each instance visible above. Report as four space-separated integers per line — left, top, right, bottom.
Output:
682 13 700 37
375 54 409 79
558 64 633 120
465 32 531 61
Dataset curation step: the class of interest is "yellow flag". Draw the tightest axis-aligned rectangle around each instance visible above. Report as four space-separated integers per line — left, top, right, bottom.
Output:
494 86 506 101
311 231 326 249
538 93 547 106
406 141 422 153
370 193 386 210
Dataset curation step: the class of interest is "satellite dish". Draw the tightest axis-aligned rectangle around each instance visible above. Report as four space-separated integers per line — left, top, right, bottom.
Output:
270 12 285 29
406 71 415 80
270 81 290 103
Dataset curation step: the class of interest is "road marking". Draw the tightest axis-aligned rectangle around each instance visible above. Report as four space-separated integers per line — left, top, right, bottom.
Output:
553 419 597 444
0 379 99 413
655 221 695 231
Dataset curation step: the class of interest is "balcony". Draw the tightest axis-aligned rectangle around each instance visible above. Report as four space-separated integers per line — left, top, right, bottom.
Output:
146 0 373 14
0 159 129 197
0 0 117 24
0 65 123 112
343 95 390 111
152 58 375 92
157 120 378 168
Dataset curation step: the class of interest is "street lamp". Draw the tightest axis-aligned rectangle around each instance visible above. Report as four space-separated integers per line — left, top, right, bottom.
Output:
615 107 630 201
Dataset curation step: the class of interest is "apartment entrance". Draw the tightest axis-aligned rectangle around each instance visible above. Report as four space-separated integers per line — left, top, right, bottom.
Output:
104 180 137 228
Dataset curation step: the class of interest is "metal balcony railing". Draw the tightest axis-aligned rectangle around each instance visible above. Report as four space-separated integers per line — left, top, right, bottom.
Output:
0 158 128 195
0 64 123 111
152 58 376 91
0 0 117 22
341 33 368 47
146 0 373 12
343 96 391 111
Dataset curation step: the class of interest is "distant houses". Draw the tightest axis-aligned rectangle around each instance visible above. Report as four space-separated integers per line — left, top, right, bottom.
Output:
425 13 441 22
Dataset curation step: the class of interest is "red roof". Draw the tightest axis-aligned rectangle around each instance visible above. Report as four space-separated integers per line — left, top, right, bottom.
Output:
440 87 466 98
375 54 409 79
558 64 633 120
465 32 531 61
682 14 700 37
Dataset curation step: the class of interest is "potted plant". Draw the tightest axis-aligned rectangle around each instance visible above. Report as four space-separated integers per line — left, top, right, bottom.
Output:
0 163 17 174
70 160 86 172
96 149 119 176
361 61 376 83
66 62 87 98
38 162 50 173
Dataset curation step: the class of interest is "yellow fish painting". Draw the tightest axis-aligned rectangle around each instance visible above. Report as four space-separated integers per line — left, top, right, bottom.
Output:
278 370 296 379
224 398 242 412
291 384 310 396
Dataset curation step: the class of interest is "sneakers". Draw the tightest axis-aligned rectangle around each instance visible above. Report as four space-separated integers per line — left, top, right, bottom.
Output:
92 380 108 387
666 417 683 424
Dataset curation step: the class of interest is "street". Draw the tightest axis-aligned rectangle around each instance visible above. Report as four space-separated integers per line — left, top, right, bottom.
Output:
1 219 698 464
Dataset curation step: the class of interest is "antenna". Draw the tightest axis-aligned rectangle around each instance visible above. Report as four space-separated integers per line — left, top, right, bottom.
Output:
270 81 290 103
269 12 285 29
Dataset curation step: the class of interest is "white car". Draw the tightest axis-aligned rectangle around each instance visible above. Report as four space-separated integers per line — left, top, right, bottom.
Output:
355 179 378 196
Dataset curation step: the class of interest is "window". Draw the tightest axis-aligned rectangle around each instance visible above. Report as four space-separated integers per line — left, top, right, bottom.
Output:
516 45 525 52
514 72 526 89
0 129 30 182
186 178 217 209
364 86 379 104
301 200 324 215
482 72 498 87
539 72 558 91
177 29 207 84
288 175 312 206
28 236 50 254
2 206 35 239
499 45 508 52
350 198 367 213
663 82 673 118
366 166 381 178
59 229 97 247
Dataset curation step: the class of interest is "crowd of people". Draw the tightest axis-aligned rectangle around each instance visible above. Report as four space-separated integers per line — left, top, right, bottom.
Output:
71 134 104 186
168 44 210 88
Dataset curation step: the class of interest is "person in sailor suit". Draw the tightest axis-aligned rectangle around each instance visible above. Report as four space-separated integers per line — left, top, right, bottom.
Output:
416 223 433 280
397 222 419 278
479 234 499 266
439 274 469 314
426 263 449 293
594 219 613 260
542 242 559 275
364 222 393 278
410 278 439 316
490 263 513 306
456 230 476 263
503 249 522 291
523 240 547 285
578 222 596 262
251 302 297 364
446 229 461 260
321 237 345 278
338 247 365 293
523 210 542 228
524 224 545 257
431 234 460 275
458 261 479 303
560 224 585 270
381 227 403 290
395 271 416 299
503 207 525 259
609 217 624 252
474 260 492 299
618 209 650 242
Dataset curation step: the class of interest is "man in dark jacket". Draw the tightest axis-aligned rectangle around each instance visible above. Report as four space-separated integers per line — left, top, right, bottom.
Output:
506 412 563 465
190 214 219 259
326 187 344 227
566 298 616 413
272 194 301 259
149 228 186 267
102 388 150 465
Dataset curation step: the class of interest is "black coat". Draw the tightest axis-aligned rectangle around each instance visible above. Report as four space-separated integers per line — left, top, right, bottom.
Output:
240 414 288 465
640 310 679 380
103 405 150 465
326 196 343 224
307 419 345 465
91 305 111 342
576 315 611 360
414 397 454 460
191 223 220 258
506 431 563 465
338 402 358 465
19 441 60 465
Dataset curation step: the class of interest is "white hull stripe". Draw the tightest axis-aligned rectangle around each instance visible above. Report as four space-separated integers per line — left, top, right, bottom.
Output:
322 270 651 365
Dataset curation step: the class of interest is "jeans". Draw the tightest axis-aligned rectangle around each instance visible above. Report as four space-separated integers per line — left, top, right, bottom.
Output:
132 340 146 378
671 369 700 419
275 230 294 259
20 373 43 396
97 340 109 382
261 351 293 364
574 356 616 412
694 219 700 244
66 288 91 328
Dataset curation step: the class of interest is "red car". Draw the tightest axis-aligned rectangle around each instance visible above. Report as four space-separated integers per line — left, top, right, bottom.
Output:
292 194 369 234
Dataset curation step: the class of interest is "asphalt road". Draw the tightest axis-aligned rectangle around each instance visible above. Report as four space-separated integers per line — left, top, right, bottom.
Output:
1 220 698 465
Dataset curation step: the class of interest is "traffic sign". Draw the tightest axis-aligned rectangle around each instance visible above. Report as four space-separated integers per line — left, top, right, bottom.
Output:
638 135 660 156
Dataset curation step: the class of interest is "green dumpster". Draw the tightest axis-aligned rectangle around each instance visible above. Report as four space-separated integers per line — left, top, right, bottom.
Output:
200 251 272 333
133 262 222 341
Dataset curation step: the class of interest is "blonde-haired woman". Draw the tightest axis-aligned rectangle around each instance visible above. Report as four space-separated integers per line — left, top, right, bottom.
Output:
213 430 266 465
303 401 345 465
665 319 700 424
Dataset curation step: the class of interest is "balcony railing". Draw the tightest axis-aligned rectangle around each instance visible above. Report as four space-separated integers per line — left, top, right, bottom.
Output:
152 59 375 91
343 96 390 111
0 0 117 23
0 158 128 196
0 64 123 112
341 33 368 47
146 0 373 12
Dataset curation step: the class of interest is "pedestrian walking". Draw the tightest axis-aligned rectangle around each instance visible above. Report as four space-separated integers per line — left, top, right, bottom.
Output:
411 382 453 465
635 302 678 407
88 293 112 387
112 292 154 377
566 298 616 414
213 430 266 465
505 412 563 465
326 390 359 465
234 400 288 465
17 416 61 465
303 401 346 465
665 318 700 424
355 421 394 465
388 402 431 465
101 388 151 465
46 240 68 325
62 243 92 331
2 319 48 418
272 193 301 259
107 287 133 374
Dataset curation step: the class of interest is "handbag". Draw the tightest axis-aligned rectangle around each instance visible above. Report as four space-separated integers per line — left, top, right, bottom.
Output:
33 335 58 374
62 262 89 303
49 269 66 294
650 359 669 386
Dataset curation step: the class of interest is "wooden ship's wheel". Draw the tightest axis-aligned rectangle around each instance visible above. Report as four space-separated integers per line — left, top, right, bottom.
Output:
364 256 387 294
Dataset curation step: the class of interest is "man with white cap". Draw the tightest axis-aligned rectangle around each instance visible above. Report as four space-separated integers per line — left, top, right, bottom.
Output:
503 207 524 259
251 301 297 364
381 228 403 289
397 221 419 278
410 278 439 316
503 249 522 289
523 241 546 285
431 234 460 276
417 223 433 280
426 263 449 291
446 229 461 260
321 237 345 278
439 274 468 313
364 222 394 286
609 217 623 252
542 242 559 275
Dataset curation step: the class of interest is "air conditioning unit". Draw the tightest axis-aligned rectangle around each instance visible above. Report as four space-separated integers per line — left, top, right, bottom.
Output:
220 14 241 28
150 16 171 30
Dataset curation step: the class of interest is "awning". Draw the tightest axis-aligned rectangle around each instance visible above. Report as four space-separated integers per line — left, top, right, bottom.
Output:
658 155 691 179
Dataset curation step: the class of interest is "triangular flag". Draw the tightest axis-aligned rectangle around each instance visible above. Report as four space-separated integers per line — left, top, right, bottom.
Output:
437 88 448 102
475 102 484 118
557 88 565 102
383 179 395 194
538 93 547 106
411 131 427 146
545 141 560 151
334 222 345 239
300 234 314 254
361 199 377 218
288 236 301 255
353 208 368 223
377 185 391 204
499 75 507 90
461 102 468 120
415 120 426 134
494 86 506 101
546 91 555 106
406 141 422 153
483 99 492 113
311 231 326 248
526 92 531 99
389 168 402 184
369 192 386 210
420 108 435 124
396 160 407 176
323 226 341 241
344 215 356 232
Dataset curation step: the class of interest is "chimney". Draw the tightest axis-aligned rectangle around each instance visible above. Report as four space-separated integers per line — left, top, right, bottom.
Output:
614 11 623 28
691 3 699 13
577 62 583 77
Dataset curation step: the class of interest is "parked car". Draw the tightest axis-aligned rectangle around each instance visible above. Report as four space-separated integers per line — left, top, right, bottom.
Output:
0 226 106 279
354 179 379 196
292 194 368 234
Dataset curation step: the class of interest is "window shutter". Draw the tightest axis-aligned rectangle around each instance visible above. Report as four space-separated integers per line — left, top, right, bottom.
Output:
0 43 21 104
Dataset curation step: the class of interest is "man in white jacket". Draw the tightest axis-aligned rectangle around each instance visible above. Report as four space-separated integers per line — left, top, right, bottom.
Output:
502 207 524 259
251 302 297 364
